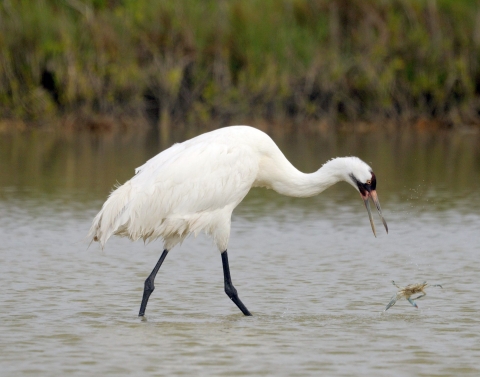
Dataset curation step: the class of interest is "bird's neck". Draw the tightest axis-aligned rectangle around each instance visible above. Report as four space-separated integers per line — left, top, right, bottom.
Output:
258 156 349 198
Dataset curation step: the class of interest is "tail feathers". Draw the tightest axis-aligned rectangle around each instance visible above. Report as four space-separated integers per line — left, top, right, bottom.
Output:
89 182 134 248
89 178 233 251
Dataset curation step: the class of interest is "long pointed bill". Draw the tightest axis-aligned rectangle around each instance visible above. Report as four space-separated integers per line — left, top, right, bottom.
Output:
363 197 377 237
370 190 388 234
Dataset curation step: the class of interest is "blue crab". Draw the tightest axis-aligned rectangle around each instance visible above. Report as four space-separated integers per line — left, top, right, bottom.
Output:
384 281 442 311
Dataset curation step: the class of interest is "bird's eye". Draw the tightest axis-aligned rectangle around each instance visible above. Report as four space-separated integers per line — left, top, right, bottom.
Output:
366 179 371 185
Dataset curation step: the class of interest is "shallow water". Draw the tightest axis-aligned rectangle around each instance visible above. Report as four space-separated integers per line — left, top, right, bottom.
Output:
0 128 479 376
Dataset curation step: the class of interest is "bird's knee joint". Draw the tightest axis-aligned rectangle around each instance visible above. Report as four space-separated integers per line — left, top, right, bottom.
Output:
144 278 155 293
224 284 238 299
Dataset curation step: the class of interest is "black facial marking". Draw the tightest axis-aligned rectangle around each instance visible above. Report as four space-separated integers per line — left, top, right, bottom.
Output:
350 172 376 195
370 172 377 190
350 173 366 196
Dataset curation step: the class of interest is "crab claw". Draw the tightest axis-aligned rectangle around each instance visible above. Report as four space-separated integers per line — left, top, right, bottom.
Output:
407 297 418 308
384 294 399 311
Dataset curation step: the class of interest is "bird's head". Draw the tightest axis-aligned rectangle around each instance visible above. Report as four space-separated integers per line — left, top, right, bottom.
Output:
343 157 388 237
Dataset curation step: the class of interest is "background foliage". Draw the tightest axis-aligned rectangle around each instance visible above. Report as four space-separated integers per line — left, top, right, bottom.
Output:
1 0 480 128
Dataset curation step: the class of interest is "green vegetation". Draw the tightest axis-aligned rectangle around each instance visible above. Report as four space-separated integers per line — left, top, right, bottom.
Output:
1 0 480 129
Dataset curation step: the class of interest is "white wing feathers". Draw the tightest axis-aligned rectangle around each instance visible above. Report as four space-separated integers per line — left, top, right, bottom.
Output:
89 135 258 250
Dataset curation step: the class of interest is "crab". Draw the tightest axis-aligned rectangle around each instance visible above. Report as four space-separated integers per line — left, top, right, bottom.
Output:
384 281 442 311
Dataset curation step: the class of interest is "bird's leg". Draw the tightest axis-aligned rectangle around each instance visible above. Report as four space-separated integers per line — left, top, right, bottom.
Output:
221 250 252 316
139 249 169 317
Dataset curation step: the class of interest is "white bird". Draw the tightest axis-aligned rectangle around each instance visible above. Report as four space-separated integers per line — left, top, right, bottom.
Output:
89 125 388 316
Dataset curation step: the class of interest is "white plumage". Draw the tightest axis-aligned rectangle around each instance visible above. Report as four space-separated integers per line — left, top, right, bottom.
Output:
89 125 386 251
89 125 387 316
90 126 258 250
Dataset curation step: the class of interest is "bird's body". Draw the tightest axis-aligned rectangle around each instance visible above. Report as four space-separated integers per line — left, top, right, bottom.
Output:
91 126 261 251
89 125 387 317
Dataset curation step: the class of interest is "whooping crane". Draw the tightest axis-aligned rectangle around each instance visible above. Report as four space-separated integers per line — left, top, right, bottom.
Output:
89 125 388 316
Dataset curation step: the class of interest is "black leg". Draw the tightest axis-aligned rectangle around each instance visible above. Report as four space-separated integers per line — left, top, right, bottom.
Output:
139 249 169 317
221 250 252 316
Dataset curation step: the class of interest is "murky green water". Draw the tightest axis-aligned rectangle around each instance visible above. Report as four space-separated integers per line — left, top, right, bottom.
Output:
1 127 479 376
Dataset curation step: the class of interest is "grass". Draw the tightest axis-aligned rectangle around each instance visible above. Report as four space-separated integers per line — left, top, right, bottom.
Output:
1 0 480 130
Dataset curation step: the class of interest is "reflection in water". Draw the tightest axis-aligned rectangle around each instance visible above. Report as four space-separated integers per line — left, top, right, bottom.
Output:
0 127 479 376
1 128 479 209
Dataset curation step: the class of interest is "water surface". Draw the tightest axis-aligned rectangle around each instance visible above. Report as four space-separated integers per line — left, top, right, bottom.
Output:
0 128 479 376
